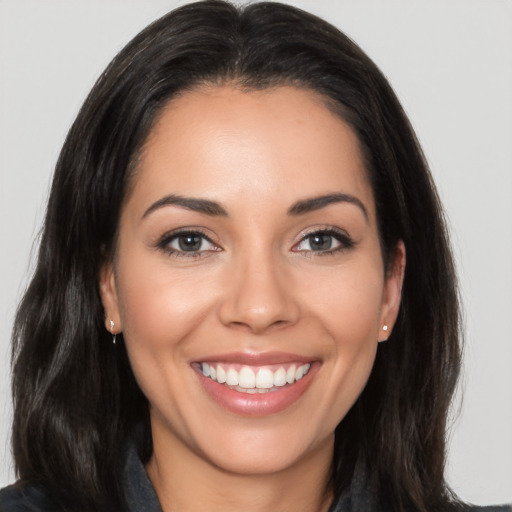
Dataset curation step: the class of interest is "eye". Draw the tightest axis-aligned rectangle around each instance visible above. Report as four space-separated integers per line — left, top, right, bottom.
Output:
294 229 353 254
158 230 219 257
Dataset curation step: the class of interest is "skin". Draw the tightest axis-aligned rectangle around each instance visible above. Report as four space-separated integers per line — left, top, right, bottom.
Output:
100 85 405 512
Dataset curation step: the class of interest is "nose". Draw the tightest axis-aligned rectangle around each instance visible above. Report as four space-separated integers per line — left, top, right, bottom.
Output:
218 251 300 334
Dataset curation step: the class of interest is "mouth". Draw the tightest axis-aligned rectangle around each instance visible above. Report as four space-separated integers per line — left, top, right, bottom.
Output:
197 362 312 394
192 353 318 416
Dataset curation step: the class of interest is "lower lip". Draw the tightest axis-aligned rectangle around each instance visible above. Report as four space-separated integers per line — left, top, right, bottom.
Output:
195 363 319 417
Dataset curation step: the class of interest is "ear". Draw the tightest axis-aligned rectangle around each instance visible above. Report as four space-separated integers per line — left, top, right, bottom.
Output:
99 262 122 334
378 240 406 341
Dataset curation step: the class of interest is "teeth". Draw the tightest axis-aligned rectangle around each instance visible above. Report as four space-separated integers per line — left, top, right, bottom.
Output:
238 366 256 388
226 367 239 386
200 362 312 390
216 365 226 384
256 368 274 389
286 365 296 384
274 367 287 387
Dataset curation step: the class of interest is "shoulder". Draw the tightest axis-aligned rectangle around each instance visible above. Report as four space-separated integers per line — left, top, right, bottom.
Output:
0 483 61 512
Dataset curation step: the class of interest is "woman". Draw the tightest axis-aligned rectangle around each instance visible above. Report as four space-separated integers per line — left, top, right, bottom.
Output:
0 1 509 511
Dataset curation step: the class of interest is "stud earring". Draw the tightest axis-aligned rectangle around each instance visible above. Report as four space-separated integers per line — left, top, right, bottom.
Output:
378 324 389 343
110 320 116 345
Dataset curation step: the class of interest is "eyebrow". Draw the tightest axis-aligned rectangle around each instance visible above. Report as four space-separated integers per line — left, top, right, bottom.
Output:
142 192 368 221
288 193 368 221
142 194 228 219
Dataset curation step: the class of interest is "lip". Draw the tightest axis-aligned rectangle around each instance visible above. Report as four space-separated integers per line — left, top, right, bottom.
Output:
192 351 315 366
192 352 320 417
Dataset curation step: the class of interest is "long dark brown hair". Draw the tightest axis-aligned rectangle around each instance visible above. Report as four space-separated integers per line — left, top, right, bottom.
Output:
11 2 462 511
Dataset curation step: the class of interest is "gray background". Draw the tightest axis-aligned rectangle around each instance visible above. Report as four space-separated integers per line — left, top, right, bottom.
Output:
1 0 511 505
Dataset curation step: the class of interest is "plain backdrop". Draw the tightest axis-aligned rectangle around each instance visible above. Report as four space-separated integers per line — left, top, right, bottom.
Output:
1 0 511 506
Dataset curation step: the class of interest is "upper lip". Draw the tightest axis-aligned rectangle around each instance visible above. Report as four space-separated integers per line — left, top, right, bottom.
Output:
192 351 316 366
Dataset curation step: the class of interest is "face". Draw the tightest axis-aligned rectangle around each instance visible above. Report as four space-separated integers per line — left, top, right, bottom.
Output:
100 85 404 476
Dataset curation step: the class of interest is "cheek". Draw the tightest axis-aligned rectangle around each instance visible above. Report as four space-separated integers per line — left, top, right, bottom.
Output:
300 259 383 411
114 251 220 357
113 256 221 411
304 259 384 343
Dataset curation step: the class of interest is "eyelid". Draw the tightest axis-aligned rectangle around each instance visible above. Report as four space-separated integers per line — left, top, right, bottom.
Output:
156 227 222 258
292 226 354 254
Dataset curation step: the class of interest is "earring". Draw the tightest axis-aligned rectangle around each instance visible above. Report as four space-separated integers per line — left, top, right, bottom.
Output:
110 319 116 345
378 324 389 343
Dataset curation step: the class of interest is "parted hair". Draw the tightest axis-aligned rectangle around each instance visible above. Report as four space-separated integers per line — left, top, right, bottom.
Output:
11 2 462 511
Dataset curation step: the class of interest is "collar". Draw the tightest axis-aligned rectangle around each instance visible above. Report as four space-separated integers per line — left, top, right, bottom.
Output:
121 440 364 512
123 441 163 512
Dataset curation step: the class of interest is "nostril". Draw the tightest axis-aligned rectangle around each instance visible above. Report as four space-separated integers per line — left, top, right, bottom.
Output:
227 317 293 334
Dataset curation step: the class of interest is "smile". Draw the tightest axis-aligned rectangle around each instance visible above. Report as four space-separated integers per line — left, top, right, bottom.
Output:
200 362 312 393
194 356 318 416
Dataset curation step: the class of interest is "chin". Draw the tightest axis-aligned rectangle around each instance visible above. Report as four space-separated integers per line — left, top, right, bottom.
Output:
180 414 336 477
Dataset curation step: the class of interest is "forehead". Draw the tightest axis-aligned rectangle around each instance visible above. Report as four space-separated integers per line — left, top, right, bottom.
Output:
127 85 374 219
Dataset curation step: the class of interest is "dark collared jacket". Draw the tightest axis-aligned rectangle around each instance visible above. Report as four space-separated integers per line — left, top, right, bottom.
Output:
1 444 510 512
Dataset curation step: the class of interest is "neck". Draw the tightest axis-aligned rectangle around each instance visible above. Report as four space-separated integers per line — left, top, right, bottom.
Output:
146 428 334 512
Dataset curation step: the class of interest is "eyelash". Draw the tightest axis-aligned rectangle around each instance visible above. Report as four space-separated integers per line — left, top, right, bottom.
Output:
157 229 220 259
156 227 354 259
293 228 354 256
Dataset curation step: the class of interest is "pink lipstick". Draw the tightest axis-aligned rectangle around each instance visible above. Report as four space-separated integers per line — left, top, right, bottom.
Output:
192 352 319 416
